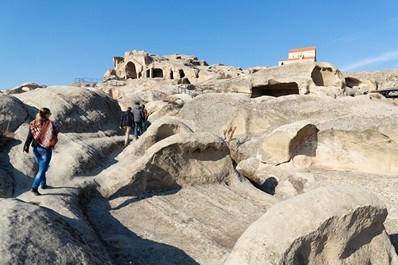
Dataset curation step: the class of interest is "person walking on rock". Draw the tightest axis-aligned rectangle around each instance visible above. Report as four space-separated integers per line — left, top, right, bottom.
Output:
132 102 144 139
23 107 58 196
142 104 149 132
120 107 134 146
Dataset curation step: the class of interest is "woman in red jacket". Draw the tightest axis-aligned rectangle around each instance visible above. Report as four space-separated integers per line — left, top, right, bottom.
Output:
23 107 58 196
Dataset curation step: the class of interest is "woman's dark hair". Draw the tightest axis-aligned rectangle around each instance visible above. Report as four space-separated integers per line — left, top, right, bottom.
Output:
39 108 51 117
35 107 51 126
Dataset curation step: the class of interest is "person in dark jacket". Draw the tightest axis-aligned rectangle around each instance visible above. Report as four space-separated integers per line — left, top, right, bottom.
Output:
23 107 58 196
120 107 134 146
132 102 144 139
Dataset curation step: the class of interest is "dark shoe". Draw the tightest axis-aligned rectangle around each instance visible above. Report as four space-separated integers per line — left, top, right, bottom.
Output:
31 188 41 196
41 184 49 189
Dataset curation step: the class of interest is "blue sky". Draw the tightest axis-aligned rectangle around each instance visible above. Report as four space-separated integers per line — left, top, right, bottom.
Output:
1 0 398 90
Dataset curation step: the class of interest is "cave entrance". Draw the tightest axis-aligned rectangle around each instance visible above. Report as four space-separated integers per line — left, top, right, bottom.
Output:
125 62 137 79
345 77 362 88
179 69 185 78
251 83 299 98
153 68 164 78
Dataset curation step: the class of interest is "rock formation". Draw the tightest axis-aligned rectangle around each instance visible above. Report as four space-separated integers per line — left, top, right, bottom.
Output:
2 82 45 95
344 70 398 94
225 186 398 265
1 50 398 264
0 198 107 264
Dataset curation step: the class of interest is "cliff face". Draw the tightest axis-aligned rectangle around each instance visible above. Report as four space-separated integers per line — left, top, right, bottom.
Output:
1 52 398 264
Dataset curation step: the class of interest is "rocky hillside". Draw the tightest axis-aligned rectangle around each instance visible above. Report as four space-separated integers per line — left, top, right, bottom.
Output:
1 50 398 264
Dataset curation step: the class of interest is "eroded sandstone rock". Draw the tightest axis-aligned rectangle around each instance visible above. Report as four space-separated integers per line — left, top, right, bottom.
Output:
0 199 104 264
97 132 236 198
256 121 318 165
0 94 27 133
237 158 315 199
122 116 193 159
225 186 398 265
15 86 121 133
7 86 123 192
3 82 45 95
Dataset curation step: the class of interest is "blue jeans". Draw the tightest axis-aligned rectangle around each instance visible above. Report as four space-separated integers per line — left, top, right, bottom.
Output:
32 146 52 189
134 122 143 139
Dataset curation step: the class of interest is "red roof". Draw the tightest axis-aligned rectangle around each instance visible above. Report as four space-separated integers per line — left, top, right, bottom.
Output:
288 47 316 53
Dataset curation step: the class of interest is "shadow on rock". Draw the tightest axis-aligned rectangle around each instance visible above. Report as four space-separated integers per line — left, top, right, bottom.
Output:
0 138 31 197
111 189 180 211
390 234 398 254
85 189 199 265
248 176 279 195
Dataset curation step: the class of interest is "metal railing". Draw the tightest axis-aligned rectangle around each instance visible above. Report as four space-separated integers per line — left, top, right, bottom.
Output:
368 88 398 98
74 78 102 84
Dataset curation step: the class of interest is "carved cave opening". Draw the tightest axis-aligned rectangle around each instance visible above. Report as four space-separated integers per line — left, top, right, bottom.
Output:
345 77 362 88
153 68 164 78
179 69 185 78
251 83 299 98
125 62 137 79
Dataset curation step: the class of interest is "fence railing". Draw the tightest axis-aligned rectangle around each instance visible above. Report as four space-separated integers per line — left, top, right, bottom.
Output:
74 78 102 84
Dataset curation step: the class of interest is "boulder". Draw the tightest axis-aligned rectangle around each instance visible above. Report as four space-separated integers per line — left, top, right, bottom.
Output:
97 132 236 198
344 70 398 93
0 94 27 133
225 186 398 265
236 158 315 199
177 93 251 136
147 100 184 122
0 199 104 264
122 116 193 158
256 121 318 165
163 93 193 106
15 86 121 133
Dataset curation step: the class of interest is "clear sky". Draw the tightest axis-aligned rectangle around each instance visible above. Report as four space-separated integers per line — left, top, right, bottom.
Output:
1 0 398 90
